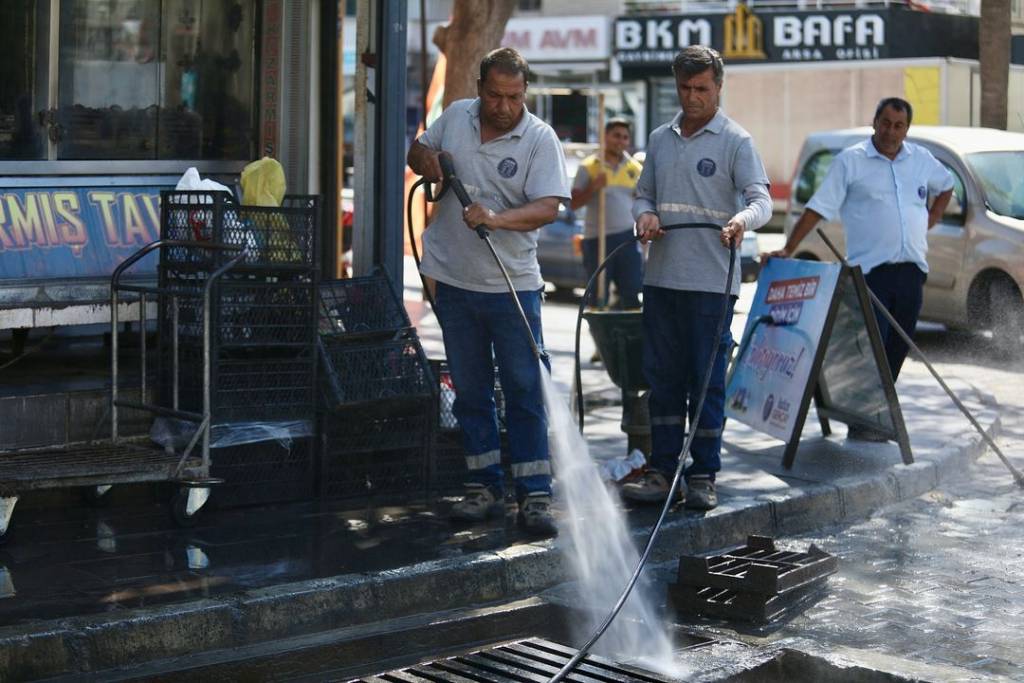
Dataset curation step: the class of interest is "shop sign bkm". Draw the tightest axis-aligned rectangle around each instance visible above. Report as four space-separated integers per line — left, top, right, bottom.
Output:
615 5 887 65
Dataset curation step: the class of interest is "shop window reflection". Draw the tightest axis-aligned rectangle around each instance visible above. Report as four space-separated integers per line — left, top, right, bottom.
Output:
48 0 256 162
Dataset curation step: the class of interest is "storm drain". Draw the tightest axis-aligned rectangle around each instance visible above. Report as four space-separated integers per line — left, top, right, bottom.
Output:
353 638 672 683
669 535 837 623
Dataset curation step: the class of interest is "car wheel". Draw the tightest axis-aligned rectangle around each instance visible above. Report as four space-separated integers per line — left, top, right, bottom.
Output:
989 278 1024 356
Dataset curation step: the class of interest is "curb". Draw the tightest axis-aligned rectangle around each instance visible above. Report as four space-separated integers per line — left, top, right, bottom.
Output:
0 406 1002 680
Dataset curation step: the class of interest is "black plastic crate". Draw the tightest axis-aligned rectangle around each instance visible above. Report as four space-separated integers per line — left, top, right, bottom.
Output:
319 273 410 340
209 435 316 507
161 347 316 424
160 190 319 271
427 359 506 433
163 275 317 349
213 351 317 422
319 337 435 409
320 406 433 501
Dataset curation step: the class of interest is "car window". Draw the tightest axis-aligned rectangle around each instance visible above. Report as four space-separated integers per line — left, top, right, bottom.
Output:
939 161 966 225
795 149 836 204
965 151 1024 220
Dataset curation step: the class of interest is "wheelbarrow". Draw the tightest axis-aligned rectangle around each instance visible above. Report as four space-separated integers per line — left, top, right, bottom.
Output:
581 310 650 455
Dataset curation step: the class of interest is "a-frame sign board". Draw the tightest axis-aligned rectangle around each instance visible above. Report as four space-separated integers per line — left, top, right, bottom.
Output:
725 258 912 469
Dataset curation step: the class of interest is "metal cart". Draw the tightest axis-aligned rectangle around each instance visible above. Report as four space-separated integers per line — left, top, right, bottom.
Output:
0 240 243 540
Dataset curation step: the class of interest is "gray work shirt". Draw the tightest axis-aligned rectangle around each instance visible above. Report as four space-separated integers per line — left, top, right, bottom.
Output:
417 99 570 293
633 109 771 296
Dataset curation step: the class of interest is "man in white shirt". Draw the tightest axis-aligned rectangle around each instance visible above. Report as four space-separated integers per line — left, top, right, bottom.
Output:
770 97 953 439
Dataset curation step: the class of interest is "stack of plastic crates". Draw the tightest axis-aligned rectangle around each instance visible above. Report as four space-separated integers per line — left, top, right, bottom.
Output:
427 359 511 495
318 272 437 503
158 190 320 506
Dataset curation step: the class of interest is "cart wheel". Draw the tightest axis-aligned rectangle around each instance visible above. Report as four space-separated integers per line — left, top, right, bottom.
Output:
82 485 113 507
170 488 204 528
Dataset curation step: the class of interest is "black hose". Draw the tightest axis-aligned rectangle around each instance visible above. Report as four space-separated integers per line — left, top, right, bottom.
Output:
572 222 725 430
555 226 737 683
405 176 447 312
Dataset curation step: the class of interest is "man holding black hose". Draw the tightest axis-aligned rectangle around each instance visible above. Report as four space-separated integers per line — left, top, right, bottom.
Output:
406 47 569 536
622 46 772 510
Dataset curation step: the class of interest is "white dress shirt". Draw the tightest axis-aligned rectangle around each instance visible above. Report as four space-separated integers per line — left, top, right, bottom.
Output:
807 138 953 275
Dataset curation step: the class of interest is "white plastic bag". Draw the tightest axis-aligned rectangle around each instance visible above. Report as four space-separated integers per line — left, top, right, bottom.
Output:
175 166 233 196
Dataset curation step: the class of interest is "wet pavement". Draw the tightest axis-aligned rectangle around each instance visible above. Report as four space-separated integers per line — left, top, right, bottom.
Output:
0 256 1007 680
673 427 1024 680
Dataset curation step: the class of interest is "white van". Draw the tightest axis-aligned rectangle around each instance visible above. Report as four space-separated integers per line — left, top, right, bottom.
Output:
783 126 1024 351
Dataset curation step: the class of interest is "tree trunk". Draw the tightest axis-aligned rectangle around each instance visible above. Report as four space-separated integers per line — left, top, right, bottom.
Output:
433 0 517 108
979 0 1011 129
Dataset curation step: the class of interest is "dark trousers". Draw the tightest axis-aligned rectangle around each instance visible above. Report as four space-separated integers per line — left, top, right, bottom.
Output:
582 231 643 309
434 282 551 500
864 262 927 382
642 286 735 481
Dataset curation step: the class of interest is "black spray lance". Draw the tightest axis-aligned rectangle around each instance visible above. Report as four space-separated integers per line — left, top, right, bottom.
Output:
437 151 547 362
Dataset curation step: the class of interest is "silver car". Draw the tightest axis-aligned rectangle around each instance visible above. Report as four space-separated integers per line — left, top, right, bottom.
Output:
784 126 1024 351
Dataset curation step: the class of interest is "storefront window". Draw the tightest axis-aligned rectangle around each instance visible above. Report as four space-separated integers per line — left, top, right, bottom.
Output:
0 1 48 160
1 0 257 162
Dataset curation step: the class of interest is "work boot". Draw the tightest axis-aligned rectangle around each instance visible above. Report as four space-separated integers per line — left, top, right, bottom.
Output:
620 469 680 504
847 424 889 442
517 493 558 537
684 476 717 511
450 484 504 523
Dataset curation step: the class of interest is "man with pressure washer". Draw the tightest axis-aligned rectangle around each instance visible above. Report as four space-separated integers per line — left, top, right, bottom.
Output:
622 46 772 511
406 47 570 536
768 97 953 441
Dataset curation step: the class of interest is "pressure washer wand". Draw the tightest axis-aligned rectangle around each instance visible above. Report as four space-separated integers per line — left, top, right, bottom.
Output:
557 229 737 683
438 152 546 362
815 229 1024 488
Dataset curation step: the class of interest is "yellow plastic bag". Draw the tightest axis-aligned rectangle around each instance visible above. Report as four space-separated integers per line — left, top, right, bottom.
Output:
240 157 286 207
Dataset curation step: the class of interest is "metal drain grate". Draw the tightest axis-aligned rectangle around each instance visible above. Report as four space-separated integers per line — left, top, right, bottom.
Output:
354 638 672 683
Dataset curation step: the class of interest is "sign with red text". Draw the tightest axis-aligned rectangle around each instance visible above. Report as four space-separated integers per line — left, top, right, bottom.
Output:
502 15 609 62
726 258 841 442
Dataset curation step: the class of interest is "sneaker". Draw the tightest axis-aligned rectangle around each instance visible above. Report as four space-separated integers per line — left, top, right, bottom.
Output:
517 493 558 537
847 424 890 442
684 476 717 511
620 469 680 504
450 484 504 522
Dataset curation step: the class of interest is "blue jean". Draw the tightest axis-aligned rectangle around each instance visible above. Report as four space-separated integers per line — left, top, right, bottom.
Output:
582 231 643 309
864 262 926 382
434 281 551 500
642 286 735 481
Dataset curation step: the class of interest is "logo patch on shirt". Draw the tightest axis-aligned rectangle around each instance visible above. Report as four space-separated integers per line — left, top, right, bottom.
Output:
497 157 518 178
917 185 927 199
696 158 717 177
